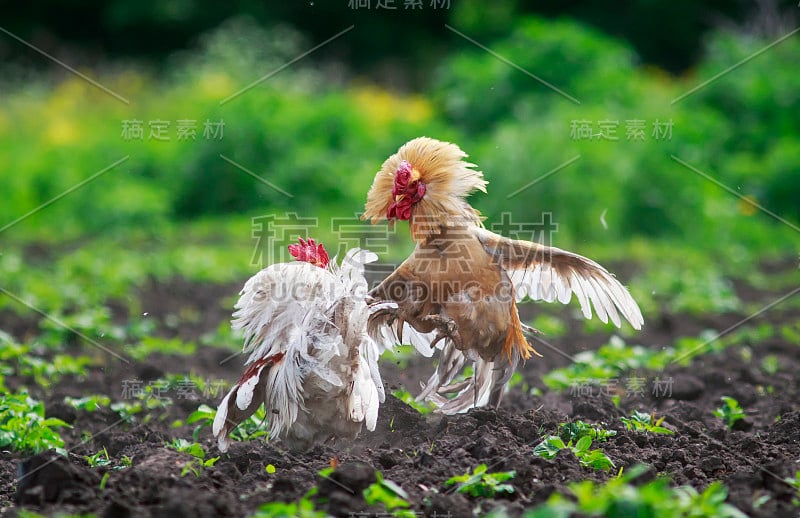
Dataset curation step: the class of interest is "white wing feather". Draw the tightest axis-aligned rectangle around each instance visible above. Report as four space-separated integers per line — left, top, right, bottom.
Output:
476 227 643 330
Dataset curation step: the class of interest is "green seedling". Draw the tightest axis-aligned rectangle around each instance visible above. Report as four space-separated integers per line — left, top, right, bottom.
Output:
760 355 779 375
784 471 800 506
9 349 94 388
251 484 327 518
527 464 747 517
559 420 617 443
621 411 674 435
673 481 749 517
533 435 615 471
714 397 746 430
250 493 326 518
167 438 219 477
187 403 268 443
0 391 70 455
543 326 777 393
780 322 800 345
1 327 94 388
364 471 413 516
85 447 131 471
542 336 663 391
65 395 111 412
111 396 172 424
36 306 125 349
159 373 228 398
85 447 112 468
446 464 516 497
392 389 436 415
127 336 197 361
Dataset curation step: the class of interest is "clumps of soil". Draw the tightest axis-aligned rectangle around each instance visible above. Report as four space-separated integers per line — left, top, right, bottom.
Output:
1 278 799 517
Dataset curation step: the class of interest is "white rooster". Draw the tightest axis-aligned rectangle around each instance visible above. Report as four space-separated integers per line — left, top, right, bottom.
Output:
213 238 392 451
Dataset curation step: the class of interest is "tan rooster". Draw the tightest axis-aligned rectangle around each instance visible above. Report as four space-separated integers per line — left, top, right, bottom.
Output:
213 238 393 451
363 137 643 413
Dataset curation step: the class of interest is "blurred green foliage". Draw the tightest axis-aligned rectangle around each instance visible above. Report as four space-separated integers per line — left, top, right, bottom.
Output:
0 18 440 243
1 16 795 259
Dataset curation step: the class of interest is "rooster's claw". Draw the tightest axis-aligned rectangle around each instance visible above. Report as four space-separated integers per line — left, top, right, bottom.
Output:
422 314 463 350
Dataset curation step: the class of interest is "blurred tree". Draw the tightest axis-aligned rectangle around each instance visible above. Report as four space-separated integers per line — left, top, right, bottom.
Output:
1 0 797 85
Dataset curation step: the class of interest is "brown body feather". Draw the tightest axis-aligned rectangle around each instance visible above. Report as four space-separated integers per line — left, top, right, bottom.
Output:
365 137 642 411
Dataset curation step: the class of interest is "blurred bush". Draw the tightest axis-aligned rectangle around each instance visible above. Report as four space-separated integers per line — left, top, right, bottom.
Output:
0 18 443 240
429 18 797 250
0 16 796 257
687 31 800 223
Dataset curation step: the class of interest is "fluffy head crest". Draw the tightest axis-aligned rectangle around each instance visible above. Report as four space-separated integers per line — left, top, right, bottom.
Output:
362 137 487 242
288 238 330 268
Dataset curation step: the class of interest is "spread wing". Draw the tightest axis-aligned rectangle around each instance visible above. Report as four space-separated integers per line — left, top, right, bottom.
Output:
232 261 335 363
475 227 643 329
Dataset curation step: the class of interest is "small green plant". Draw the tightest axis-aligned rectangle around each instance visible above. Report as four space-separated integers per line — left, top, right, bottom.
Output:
159 372 228 398
446 464 516 497
23 354 95 387
559 420 617 443
250 491 326 518
714 397 746 430
0 391 70 455
784 471 800 506
542 336 664 391
621 411 674 435
167 438 220 477
780 322 800 345
392 389 436 415
1 331 95 388
127 336 197 361
364 471 413 517
533 436 615 471
110 394 172 423
187 403 268 442
84 447 131 471
673 481 749 517
542 326 777 392
85 447 113 468
526 464 747 517
65 395 111 412
186 404 217 439
760 355 779 375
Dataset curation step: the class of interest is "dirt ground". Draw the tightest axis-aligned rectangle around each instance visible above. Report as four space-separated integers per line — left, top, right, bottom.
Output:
1 269 799 517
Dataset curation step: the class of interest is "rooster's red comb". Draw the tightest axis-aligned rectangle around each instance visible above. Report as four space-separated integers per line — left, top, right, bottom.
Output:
288 237 330 268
